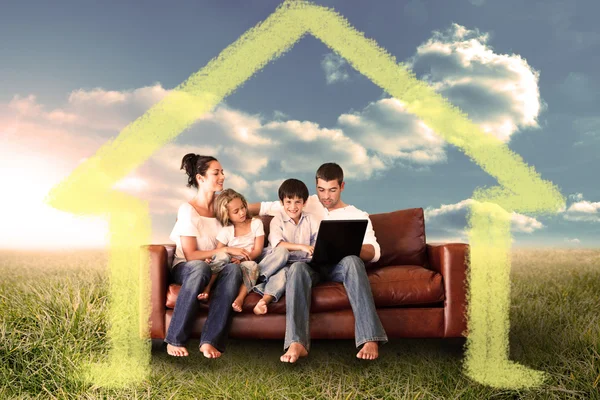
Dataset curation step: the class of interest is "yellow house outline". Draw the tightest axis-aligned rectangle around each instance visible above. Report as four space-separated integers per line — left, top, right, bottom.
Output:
47 0 565 389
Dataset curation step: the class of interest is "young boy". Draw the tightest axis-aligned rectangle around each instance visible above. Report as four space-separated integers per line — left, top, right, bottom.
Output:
252 178 319 315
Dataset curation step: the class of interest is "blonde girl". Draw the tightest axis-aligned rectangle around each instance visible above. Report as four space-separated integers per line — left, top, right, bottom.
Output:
199 189 265 312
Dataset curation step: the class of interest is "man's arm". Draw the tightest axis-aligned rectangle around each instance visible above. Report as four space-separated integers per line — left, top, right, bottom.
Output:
361 216 380 264
248 202 261 217
359 244 375 263
248 200 282 217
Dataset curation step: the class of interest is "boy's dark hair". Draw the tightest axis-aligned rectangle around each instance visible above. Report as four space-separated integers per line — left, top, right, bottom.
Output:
315 162 344 186
278 179 309 202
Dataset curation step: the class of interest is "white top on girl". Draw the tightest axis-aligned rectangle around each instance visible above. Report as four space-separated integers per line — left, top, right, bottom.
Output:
170 203 222 268
216 218 265 259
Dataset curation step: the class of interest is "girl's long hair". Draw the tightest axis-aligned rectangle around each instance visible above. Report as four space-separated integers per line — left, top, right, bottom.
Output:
215 188 249 226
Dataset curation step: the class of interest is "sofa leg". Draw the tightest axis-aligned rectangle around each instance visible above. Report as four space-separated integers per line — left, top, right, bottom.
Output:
151 338 165 351
444 337 467 351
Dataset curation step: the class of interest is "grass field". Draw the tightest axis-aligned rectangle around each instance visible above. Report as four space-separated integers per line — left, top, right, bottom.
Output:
0 249 598 399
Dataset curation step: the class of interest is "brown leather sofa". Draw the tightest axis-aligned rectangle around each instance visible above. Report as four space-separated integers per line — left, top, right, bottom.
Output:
144 208 468 340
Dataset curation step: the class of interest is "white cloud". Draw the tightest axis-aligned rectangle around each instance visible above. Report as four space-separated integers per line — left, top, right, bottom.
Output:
563 200 600 222
510 212 544 233
330 23 544 170
338 98 446 165
5 85 170 135
424 199 545 236
252 179 286 200
559 193 600 223
259 119 386 179
8 94 44 116
321 53 350 84
564 238 581 244
407 23 542 142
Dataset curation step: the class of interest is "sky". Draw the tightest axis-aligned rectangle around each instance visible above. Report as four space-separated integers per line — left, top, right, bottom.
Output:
1 0 599 250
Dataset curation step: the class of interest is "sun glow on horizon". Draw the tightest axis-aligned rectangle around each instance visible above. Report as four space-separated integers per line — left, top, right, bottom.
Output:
0 147 109 250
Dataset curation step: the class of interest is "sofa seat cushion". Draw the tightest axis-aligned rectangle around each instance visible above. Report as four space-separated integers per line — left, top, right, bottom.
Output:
166 265 444 313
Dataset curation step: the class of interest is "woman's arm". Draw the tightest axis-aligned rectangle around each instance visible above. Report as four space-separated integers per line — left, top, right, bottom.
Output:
182 236 250 261
181 236 225 260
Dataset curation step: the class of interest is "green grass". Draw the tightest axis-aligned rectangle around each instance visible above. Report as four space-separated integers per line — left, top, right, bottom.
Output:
0 249 598 399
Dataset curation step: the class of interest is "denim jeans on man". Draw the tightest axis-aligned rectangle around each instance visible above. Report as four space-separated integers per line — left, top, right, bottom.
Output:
284 255 388 351
164 259 242 352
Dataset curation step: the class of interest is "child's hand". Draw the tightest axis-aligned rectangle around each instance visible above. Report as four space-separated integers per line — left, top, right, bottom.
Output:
231 258 241 264
226 247 250 261
301 245 314 256
204 258 212 264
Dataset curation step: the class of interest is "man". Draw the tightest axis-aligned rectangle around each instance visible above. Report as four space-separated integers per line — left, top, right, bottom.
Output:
249 163 388 363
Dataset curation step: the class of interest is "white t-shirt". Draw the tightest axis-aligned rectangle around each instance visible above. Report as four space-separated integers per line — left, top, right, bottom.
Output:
216 218 265 260
259 194 381 263
170 203 223 267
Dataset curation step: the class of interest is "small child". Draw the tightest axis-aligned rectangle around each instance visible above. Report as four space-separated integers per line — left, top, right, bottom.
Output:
252 178 319 315
198 188 265 312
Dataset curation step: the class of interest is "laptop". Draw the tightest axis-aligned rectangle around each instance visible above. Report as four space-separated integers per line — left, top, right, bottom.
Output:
308 219 368 267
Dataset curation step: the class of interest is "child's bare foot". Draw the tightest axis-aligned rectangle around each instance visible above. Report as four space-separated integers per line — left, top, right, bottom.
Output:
253 299 269 315
199 343 222 359
232 297 244 312
167 344 189 357
280 342 308 363
197 290 209 301
356 341 379 360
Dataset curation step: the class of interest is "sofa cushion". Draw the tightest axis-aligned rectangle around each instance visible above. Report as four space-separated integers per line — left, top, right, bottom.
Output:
166 264 443 313
370 208 426 268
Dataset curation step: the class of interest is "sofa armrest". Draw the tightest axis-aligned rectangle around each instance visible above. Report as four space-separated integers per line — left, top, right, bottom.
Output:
143 245 170 339
426 243 469 338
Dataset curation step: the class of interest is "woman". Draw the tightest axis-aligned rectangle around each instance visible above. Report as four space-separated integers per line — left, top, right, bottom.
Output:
166 153 251 358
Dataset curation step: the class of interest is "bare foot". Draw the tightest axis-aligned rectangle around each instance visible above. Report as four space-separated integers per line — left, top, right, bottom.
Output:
280 342 308 363
356 341 379 360
253 299 269 315
166 344 189 357
199 343 222 359
197 290 209 301
232 297 244 312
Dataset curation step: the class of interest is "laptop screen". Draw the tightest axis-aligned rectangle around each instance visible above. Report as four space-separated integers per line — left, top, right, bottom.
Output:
310 219 368 266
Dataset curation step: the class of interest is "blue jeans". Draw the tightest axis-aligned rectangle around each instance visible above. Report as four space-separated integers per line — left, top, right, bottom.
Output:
253 247 290 302
284 255 388 351
164 260 242 352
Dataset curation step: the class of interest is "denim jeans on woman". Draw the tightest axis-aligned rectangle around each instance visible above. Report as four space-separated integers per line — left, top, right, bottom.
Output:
284 255 388 351
164 259 242 352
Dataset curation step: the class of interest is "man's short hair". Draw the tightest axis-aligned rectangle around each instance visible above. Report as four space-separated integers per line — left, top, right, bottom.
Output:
278 178 309 202
315 162 344 186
